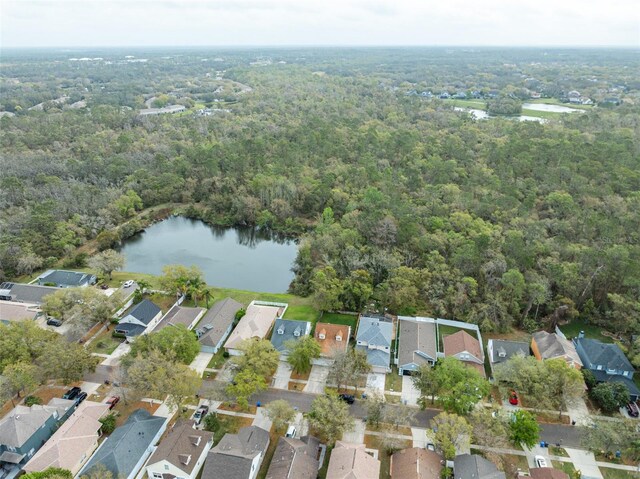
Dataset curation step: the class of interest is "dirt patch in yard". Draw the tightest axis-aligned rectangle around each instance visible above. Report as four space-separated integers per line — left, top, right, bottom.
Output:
288 381 305 391
113 400 160 427
290 370 311 381
219 402 257 414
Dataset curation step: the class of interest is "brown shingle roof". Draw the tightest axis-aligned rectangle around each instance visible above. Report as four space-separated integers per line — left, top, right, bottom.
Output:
443 330 482 360
326 441 380 479
314 322 350 357
265 436 320 479
391 448 442 479
147 420 213 474
532 331 582 366
530 468 570 479
154 305 205 332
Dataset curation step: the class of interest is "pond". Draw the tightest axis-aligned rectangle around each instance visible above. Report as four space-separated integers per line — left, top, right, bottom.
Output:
522 102 585 113
118 216 298 293
453 107 547 123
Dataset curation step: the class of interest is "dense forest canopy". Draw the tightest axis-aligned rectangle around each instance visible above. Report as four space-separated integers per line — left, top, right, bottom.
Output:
1 47 639 334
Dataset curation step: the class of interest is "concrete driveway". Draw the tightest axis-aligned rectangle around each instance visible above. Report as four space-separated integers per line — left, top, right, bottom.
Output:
303 365 330 394
401 376 420 406
189 352 214 375
565 448 603 479
273 361 293 390
253 407 273 431
342 419 366 443
411 427 429 448
524 444 552 469
101 342 131 366
565 395 591 426
365 373 386 396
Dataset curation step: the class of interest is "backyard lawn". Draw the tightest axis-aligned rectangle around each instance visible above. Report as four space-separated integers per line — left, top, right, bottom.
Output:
558 318 614 343
87 329 123 355
364 434 412 479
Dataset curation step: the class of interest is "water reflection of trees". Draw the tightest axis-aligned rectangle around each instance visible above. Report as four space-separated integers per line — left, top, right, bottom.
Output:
234 226 293 249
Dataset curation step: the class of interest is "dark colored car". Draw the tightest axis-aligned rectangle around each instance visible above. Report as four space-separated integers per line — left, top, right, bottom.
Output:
339 394 355 404
75 392 88 404
47 318 63 327
193 405 209 425
106 396 120 410
626 402 639 418
63 387 82 400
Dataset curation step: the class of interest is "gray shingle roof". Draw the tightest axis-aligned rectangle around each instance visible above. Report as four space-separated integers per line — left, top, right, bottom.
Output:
202 426 270 479
0 282 58 305
532 331 582 366
265 436 320 479
270 319 311 353
575 338 634 372
199 298 244 348
114 322 147 336
123 299 162 325
78 409 165 479
591 371 640 399
147 420 213 474
37 270 95 287
0 399 75 448
489 339 529 365
454 454 506 479
356 316 393 348
397 317 437 369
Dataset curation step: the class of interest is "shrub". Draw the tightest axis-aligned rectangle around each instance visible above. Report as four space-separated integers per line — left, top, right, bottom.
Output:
203 413 220 432
99 413 117 434
24 395 42 406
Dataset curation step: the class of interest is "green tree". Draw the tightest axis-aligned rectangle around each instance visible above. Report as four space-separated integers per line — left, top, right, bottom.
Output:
22 468 73 479
286 336 321 374
435 357 490 415
79 464 114 479
226 369 267 410
509 410 539 448
589 382 630 413
581 418 640 460
88 249 125 280
3 361 39 397
342 269 373 311
365 392 385 427
265 399 296 431
545 359 585 418
99 413 117 434
469 407 510 449
113 190 143 218
383 403 416 430
307 392 354 444
432 412 472 460
125 324 200 365
311 266 344 311
159 264 205 298
412 363 442 407
232 339 280 377
123 349 201 410
38 339 99 384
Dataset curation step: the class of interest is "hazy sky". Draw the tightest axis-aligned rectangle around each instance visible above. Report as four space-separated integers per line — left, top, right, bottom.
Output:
2 0 639 48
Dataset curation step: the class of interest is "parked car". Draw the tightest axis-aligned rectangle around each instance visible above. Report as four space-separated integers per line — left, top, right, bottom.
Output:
75 392 88 404
63 387 82 400
426 443 436 452
123 280 134 288
286 425 297 438
193 405 209 425
626 402 639 417
106 396 120 410
46 318 63 327
534 455 548 468
338 394 355 404
508 390 519 406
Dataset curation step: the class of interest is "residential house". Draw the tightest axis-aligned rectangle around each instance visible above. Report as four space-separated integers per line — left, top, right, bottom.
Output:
356 315 393 374
390 448 442 479
0 282 58 305
35 270 96 288
152 304 206 333
487 339 530 376
224 302 286 355
0 398 76 472
573 337 639 401
396 317 438 375
22 401 110 475
528 468 569 479
114 299 163 340
265 435 320 479
443 330 486 378
326 441 380 479
531 331 582 369
453 454 505 479
0 301 38 325
198 298 244 353
270 319 312 355
202 426 270 479
145 420 213 479
313 322 350 364
78 409 166 479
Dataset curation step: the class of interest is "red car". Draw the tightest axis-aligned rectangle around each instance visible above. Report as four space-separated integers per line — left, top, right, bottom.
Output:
508 390 518 405
106 396 120 410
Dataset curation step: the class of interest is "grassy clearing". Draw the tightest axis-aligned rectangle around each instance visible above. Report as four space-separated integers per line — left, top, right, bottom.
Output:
552 460 578 475
558 319 614 343
88 328 124 355
601 469 640 479
257 426 280 479
385 367 403 393
448 99 487 109
549 445 569 457
208 414 255 446
320 312 358 329
437 324 478 350
207 349 227 369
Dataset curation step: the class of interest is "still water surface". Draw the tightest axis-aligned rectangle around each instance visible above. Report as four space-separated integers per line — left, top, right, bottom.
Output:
119 216 298 293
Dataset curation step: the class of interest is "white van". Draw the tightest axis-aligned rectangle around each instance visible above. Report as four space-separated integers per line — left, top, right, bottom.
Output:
285 425 297 438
